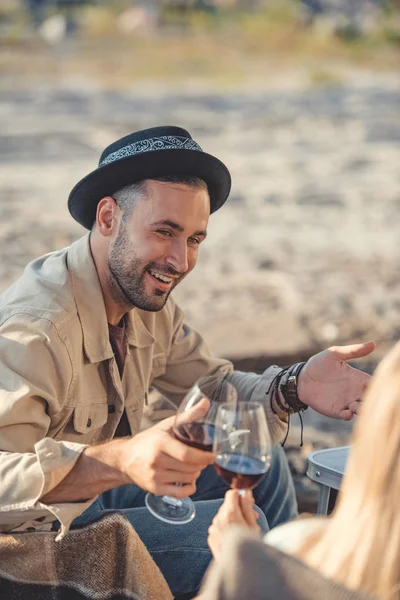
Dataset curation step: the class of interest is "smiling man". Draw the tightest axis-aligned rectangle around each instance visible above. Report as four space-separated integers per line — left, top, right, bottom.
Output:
0 126 374 599
95 178 209 318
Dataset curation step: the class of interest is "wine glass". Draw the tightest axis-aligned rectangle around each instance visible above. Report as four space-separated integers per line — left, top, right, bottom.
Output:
213 402 272 494
145 375 237 524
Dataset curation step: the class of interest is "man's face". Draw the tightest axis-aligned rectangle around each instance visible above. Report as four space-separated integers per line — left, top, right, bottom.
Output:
108 180 210 311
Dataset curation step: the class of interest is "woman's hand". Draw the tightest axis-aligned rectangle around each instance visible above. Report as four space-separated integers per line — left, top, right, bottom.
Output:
207 489 260 559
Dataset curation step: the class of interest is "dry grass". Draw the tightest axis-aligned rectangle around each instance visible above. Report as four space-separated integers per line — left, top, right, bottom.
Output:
0 2 399 87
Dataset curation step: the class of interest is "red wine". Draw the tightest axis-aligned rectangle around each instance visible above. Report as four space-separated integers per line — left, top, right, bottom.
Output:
214 453 267 490
174 422 217 452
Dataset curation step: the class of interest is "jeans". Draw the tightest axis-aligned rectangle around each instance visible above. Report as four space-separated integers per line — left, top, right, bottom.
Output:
70 444 297 597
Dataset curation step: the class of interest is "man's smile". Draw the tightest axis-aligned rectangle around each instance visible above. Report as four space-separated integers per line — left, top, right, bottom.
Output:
146 268 179 292
148 268 174 284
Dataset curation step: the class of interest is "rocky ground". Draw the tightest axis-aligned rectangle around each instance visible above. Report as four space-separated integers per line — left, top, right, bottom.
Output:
1 67 399 510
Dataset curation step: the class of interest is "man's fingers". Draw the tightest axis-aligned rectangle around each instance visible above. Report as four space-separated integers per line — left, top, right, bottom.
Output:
176 398 210 426
150 428 214 467
155 415 177 432
329 341 375 360
160 482 197 499
348 400 362 415
339 408 354 421
158 469 201 485
158 452 209 473
164 436 215 466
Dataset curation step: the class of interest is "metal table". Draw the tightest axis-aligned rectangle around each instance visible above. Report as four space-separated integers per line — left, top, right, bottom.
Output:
306 446 350 515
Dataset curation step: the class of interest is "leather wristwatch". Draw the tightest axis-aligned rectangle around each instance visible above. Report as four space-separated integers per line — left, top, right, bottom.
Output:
279 362 308 413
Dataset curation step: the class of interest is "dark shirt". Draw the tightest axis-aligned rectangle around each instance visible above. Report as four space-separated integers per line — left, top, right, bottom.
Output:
108 320 131 437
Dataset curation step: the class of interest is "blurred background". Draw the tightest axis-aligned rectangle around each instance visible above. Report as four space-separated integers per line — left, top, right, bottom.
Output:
1 0 399 508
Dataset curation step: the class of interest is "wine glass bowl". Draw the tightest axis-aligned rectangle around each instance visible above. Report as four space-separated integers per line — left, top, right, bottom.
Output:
213 402 272 492
173 376 237 452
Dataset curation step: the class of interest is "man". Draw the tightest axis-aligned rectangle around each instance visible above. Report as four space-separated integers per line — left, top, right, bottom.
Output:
0 126 373 598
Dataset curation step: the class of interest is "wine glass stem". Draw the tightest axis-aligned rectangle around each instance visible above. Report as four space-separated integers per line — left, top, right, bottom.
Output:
162 495 183 508
163 481 185 508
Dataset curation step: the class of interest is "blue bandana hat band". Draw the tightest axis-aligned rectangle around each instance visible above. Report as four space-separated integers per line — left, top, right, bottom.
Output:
100 136 203 167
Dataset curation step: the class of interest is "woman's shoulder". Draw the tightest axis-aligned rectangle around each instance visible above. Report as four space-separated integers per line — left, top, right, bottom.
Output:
264 515 326 555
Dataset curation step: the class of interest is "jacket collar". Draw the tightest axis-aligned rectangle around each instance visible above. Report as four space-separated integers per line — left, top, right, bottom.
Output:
67 234 154 363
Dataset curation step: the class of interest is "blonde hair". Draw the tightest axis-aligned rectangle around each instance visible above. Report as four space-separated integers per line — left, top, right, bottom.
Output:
296 342 400 600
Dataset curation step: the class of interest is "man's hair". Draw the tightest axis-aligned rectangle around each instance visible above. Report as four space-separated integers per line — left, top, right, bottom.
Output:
113 175 208 222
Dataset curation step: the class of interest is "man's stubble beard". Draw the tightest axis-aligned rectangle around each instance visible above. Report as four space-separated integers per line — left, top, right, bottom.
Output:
107 222 176 312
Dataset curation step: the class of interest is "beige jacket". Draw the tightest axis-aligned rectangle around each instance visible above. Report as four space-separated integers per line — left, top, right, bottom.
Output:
0 234 287 537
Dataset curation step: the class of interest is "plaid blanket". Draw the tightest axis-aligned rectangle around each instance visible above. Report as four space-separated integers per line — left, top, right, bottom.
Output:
0 512 173 600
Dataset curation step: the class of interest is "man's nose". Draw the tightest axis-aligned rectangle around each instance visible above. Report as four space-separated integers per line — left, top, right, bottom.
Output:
166 240 189 274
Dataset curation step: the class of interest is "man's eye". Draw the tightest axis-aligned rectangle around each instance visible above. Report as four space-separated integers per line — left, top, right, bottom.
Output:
188 237 200 245
157 230 172 236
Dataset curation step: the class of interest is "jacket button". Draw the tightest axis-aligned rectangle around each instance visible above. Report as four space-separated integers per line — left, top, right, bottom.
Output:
108 405 116 414
87 418 92 428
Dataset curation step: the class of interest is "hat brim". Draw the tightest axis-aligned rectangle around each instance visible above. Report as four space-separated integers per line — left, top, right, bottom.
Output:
68 149 231 229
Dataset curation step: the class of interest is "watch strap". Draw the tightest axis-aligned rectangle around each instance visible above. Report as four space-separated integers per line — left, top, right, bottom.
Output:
279 362 308 413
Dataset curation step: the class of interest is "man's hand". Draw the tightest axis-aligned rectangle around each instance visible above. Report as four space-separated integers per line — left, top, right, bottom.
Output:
120 416 214 497
207 490 260 559
41 406 214 505
297 341 375 420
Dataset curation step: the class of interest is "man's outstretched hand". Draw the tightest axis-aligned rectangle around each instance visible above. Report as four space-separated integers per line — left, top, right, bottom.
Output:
297 341 375 421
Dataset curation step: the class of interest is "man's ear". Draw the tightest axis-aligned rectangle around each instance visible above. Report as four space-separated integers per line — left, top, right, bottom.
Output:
96 196 119 237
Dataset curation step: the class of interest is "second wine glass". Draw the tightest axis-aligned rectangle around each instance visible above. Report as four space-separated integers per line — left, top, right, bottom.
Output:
213 401 272 493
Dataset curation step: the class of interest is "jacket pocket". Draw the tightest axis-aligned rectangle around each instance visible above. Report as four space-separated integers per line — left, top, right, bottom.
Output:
150 354 167 381
73 402 109 434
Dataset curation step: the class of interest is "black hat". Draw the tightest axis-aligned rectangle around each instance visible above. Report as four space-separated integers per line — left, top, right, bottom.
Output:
68 125 231 229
